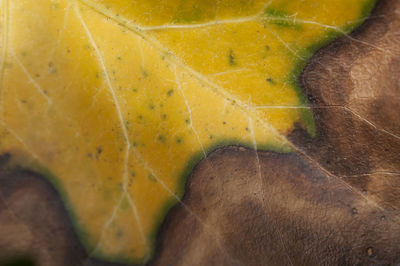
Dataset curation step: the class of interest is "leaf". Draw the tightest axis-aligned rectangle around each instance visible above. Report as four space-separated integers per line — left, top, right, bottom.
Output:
0 0 376 264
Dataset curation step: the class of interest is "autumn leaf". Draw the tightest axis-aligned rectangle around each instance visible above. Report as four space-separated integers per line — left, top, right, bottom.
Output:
0 0 376 264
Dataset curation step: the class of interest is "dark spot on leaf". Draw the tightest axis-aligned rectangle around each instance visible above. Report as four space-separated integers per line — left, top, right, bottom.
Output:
115 229 123 238
158 135 166 143
167 89 174 96
266 78 275 84
148 174 157 182
229 49 235 66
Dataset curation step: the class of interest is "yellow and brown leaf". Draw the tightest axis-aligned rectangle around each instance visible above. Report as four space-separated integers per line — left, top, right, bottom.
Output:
0 0 377 263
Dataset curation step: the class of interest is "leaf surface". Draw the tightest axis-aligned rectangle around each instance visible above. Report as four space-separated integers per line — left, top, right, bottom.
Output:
0 0 375 263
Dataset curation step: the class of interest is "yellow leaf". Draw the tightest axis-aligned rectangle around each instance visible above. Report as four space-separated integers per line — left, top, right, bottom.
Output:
0 0 376 263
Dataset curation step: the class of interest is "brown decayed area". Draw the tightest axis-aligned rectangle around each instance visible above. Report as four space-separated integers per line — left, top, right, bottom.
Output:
0 155 86 266
291 0 400 211
152 146 400 266
0 0 399 265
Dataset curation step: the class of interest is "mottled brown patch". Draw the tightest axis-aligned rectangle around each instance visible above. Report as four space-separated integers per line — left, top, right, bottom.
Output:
0 157 129 266
151 147 400 266
290 0 400 203
0 160 86 266
0 0 399 265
